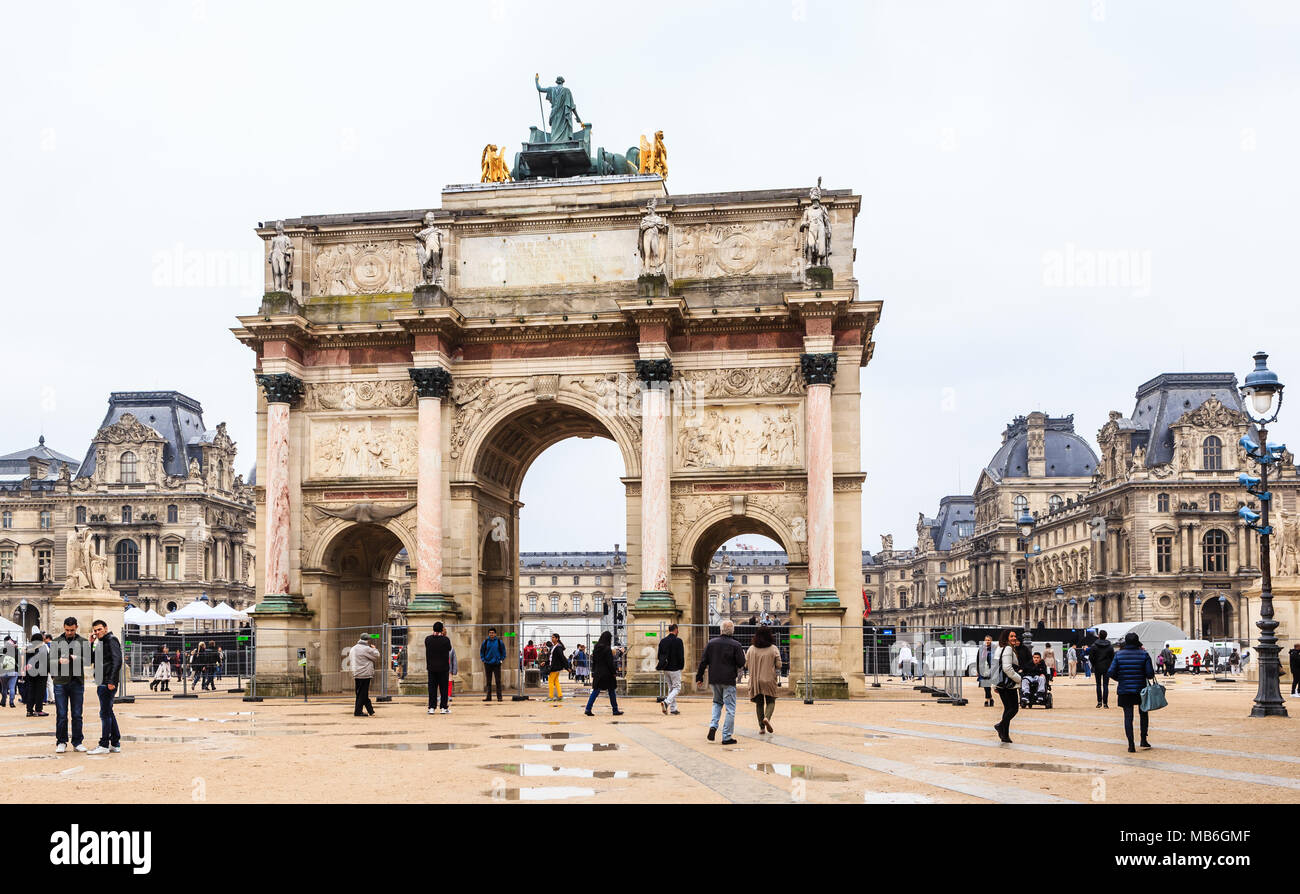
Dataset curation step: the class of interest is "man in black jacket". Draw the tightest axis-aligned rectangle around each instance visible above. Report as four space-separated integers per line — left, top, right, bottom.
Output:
696 620 746 745
87 620 122 755
1288 643 1300 696
1090 631 1115 708
655 623 685 715
424 622 452 715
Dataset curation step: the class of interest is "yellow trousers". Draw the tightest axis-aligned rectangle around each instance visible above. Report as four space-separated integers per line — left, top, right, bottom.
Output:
548 671 563 700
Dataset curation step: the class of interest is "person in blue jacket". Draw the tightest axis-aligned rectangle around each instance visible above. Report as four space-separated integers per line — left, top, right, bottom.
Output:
1107 632 1156 753
479 628 507 702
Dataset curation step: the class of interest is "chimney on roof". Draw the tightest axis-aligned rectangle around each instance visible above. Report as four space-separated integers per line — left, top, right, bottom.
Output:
1026 412 1046 478
28 457 50 480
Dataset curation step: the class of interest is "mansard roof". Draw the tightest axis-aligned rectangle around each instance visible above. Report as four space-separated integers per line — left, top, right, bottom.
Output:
1130 373 1244 467
78 391 208 480
930 495 976 550
0 436 81 481
986 414 1098 479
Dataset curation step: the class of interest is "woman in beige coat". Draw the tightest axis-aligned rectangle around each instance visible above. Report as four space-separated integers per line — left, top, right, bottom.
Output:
746 626 782 734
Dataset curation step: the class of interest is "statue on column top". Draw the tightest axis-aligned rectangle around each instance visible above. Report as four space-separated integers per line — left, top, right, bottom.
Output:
413 212 444 286
638 198 669 277
799 179 832 268
268 221 294 293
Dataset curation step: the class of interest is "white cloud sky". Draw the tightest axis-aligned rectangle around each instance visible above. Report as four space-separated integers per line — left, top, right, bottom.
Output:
4 0 1298 553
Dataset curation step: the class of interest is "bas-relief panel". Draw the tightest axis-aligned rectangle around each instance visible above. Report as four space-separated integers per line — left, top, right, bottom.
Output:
308 418 417 479
311 242 420 296
456 231 639 289
675 403 802 471
671 221 800 279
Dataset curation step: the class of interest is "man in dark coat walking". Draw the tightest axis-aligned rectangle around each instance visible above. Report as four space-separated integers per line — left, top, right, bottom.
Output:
1288 643 1300 696
424 622 452 715
1090 630 1116 708
656 623 685 715
696 619 746 745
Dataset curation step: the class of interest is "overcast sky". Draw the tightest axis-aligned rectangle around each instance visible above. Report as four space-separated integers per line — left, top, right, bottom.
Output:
4 1 1298 555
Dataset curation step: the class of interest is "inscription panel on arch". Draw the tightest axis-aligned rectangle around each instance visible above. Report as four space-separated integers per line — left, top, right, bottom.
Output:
456 230 638 289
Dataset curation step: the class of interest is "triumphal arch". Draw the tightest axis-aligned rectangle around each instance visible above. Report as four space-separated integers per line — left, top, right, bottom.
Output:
234 81 881 696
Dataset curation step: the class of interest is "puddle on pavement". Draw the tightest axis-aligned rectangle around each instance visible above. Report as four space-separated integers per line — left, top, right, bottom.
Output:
860 792 935 804
524 743 624 752
941 760 1105 774
485 786 597 801
491 732 589 740
481 762 652 779
121 735 208 743
353 742 477 751
220 729 316 737
748 763 850 782
528 721 573 725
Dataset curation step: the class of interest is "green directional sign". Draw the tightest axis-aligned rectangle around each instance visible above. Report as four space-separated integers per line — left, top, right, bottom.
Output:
237 636 250 642
503 631 517 637
790 634 804 640
939 634 954 641
645 632 657 637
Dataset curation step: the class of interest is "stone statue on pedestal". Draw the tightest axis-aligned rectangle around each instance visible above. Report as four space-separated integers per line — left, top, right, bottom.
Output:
268 221 294 293
638 198 669 276
800 180 832 269
413 212 444 286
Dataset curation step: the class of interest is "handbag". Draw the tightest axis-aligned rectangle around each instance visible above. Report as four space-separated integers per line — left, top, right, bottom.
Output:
1140 681 1168 712
991 647 1013 690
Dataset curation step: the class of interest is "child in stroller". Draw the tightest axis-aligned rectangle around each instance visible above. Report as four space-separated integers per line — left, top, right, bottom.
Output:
1020 651 1053 709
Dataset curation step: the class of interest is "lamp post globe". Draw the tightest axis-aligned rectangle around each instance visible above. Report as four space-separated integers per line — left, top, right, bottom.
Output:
1137 589 1147 622
1087 594 1096 628
1240 351 1284 423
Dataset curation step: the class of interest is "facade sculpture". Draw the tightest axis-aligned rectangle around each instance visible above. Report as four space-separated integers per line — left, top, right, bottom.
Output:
535 74 583 143
268 221 294 293
638 198 669 277
480 144 512 183
800 181 832 268
413 212 443 286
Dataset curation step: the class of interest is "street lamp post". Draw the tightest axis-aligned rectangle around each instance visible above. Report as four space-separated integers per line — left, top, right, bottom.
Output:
1055 586 1065 627
1068 596 1078 629
1218 593 1228 643
1137 589 1147 622
1193 594 1202 641
1087 594 1096 628
1017 508 1037 631
725 569 736 623
1238 350 1288 716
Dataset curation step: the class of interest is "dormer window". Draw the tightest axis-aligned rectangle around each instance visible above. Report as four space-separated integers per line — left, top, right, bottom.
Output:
1202 436 1222 470
120 452 137 483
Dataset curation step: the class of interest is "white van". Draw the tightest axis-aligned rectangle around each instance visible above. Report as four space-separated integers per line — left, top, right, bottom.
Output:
1160 639 1214 671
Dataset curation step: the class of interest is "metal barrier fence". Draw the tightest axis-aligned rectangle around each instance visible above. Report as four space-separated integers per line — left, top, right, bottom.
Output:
122 626 254 698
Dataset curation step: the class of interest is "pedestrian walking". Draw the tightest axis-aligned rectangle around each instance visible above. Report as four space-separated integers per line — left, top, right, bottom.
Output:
993 629 1023 744
1043 643 1057 680
1067 644 1078 678
545 633 568 702
1090 630 1115 708
583 631 623 716
655 623 685 715
897 642 914 681
87 620 122 755
1159 644 1176 677
1108 632 1156 752
425 622 452 714
347 634 380 717
1190 650 1202 675
696 619 746 746
976 635 997 706
0 637 18 707
480 628 506 702
1081 644 1092 678
24 633 49 716
573 644 589 685
49 618 91 753
746 626 781 734
1289 643 1300 696
1229 650 1240 674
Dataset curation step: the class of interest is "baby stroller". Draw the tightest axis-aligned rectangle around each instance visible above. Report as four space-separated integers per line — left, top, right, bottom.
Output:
1019 673 1053 709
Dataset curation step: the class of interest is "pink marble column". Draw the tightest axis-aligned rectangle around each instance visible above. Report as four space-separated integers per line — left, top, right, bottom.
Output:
801 353 839 603
265 402 292 597
635 360 672 604
256 373 303 607
409 367 453 608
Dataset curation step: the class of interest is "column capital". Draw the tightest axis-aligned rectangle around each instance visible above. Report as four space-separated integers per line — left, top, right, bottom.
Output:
256 373 305 406
409 366 452 399
800 352 838 386
635 359 673 384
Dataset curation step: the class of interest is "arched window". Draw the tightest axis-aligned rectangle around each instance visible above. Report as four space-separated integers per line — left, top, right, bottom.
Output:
1202 529 1229 573
939 561 947 573
1208 492 1221 512
1013 494 1028 517
120 452 137 483
167 504 179 524
1049 495 1063 512
76 506 86 525
1202 436 1222 470
115 540 139 582
1157 493 1170 512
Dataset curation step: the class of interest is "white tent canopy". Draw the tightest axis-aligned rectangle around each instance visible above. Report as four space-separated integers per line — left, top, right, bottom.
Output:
166 600 218 621
142 609 170 626
1092 620 1187 664
123 607 153 626
0 617 22 635
208 602 248 621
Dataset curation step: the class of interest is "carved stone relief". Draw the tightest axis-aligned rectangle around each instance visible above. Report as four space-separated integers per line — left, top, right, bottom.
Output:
676 366 804 399
309 419 418 479
449 377 532 461
304 380 416 411
311 241 420 296
672 221 800 279
675 404 801 470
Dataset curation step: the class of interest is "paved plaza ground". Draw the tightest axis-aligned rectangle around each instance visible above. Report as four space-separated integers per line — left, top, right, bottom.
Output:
2 673 1295 804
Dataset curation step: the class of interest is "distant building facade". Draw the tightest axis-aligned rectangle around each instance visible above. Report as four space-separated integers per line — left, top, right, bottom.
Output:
870 372 1298 642
0 392 256 633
